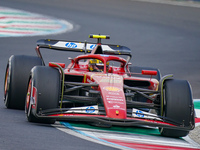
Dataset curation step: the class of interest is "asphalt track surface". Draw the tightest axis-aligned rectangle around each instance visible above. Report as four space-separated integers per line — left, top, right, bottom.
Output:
0 0 200 149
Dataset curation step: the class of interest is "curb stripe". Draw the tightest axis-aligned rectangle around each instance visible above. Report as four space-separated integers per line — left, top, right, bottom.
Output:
0 6 73 37
103 139 200 150
61 123 200 149
57 99 200 149
0 20 62 24
0 25 61 29
2 27 57 31
60 122 136 150
0 30 34 34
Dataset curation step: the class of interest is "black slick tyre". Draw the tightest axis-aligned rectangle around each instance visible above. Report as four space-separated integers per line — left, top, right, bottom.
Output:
159 79 195 138
4 55 42 110
25 66 60 124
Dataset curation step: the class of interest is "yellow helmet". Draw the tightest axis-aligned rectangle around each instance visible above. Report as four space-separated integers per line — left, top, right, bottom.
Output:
89 59 109 72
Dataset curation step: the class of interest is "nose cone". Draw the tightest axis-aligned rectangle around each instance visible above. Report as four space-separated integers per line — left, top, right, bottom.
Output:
106 108 126 119
97 76 126 119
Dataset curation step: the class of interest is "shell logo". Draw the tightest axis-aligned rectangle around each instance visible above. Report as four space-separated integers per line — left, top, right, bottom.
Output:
104 86 121 92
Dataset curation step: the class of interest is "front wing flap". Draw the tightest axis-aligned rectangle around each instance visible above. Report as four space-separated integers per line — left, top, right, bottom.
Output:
34 108 194 131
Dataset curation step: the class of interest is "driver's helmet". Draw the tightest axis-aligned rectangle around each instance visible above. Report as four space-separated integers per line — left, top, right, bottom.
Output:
89 59 109 72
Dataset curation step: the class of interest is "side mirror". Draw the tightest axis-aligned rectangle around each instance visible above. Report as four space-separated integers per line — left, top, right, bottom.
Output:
141 70 157 76
49 62 65 68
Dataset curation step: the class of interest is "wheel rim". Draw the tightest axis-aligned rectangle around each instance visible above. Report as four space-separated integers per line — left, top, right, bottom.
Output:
26 79 32 117
4 66 10 104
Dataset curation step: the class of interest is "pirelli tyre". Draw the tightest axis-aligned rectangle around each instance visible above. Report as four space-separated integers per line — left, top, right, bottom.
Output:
159 79 195 138
129 66 161 81
4 55 43 110
25 66 60 124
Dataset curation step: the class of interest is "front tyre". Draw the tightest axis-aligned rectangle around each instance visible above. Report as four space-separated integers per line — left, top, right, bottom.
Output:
4 55 42 110
25 66 60 124
159 79 195 138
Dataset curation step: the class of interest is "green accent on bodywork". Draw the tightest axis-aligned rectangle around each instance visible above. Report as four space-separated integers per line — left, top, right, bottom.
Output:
160 74 173 116
194 101 200 109
68 122 160 136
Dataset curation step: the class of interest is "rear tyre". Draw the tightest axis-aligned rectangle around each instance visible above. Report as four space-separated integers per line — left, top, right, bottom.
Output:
25 66 60 124
4 55 42 110
159 79 195 138
129 66 161 81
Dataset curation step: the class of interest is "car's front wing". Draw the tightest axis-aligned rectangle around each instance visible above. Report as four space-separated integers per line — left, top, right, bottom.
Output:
35 111 194 131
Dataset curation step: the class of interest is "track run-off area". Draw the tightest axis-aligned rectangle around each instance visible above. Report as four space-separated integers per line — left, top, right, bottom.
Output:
0 6 73 37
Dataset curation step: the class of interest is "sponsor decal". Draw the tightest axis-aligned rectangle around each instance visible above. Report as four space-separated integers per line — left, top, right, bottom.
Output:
100 78 121 83
65 42 77 48
106 95 123 98
135 110 144 117
108 92 119 95
100 54 109 57
113 105 120 108
104 86 121 92
108 101 124 104
86 106 95 113
132 108 161 120
66 105 98 114
106 98 123 101
86 78 93 83
90 74 107 80
90 44 96 49
106 95 123 99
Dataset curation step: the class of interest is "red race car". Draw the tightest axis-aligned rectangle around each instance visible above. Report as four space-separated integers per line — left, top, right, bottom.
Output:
4 34 195 138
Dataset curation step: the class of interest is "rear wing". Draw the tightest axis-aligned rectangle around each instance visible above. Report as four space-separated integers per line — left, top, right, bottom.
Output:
35 34 132 65
36 39 96 53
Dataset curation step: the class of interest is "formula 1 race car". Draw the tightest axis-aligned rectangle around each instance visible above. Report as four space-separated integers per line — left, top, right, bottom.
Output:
4 34 195 138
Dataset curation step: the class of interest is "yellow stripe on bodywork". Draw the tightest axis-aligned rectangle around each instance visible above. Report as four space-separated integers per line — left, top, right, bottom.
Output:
84 74 87 83
160 74 173 116
89 34 110 39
